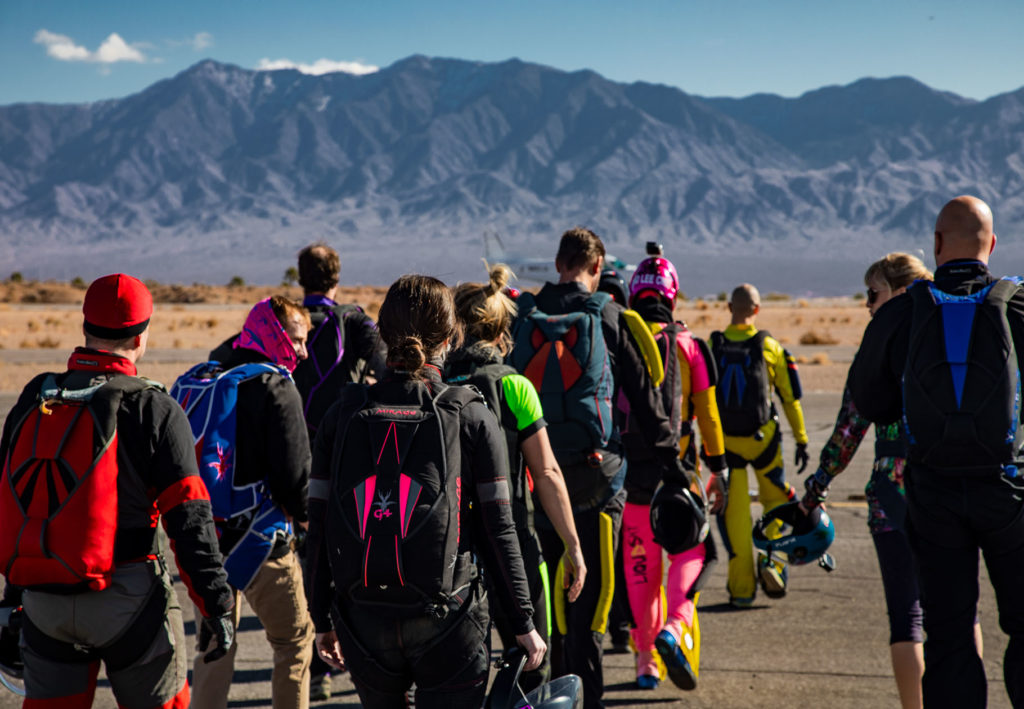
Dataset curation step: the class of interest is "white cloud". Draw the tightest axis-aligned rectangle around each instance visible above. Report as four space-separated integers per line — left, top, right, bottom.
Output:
191 32 213 51
94 33 145 63
34 30 90 61
256 57 379 76
34 28 147 64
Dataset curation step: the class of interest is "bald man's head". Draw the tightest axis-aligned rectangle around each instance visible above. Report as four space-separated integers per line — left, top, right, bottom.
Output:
934 195 996 266
729 283 761 323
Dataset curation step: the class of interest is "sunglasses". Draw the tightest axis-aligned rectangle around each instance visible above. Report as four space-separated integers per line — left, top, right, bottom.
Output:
866 286 893 305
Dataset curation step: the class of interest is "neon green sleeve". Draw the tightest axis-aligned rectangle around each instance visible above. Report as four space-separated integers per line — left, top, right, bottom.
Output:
501 373 545 432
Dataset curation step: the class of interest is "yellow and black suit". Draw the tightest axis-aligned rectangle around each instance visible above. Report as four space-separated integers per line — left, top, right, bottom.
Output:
712 324 807 604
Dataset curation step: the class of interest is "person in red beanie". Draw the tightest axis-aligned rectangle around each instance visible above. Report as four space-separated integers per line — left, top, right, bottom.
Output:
0 273 235 708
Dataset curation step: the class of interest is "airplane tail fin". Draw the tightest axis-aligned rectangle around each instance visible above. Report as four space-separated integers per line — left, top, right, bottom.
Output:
483 230 506 261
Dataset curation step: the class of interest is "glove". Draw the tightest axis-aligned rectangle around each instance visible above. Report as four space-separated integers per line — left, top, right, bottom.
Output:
794 443 810 475
199 614 235 664
801 468 830 510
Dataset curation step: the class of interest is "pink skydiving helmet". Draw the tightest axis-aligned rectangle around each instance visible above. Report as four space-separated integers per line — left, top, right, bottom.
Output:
628 256 680 304
234 298 300 372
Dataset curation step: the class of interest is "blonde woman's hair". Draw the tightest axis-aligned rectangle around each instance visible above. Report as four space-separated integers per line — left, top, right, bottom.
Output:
864 253 933 290
453 264 518 356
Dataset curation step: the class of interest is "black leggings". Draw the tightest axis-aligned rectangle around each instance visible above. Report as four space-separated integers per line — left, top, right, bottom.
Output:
871 530 924 644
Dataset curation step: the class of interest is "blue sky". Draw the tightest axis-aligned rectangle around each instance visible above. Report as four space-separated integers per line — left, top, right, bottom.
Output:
1 0 1022 105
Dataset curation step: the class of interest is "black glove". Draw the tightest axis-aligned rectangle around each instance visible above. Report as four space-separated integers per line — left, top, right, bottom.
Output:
794 443 810 475
199 614 235 664
704 452 727 477
802 468 830 510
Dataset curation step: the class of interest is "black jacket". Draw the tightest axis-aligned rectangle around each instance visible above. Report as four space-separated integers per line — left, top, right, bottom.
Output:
216 347 311 524
850 259 1024 436
0 349 234 618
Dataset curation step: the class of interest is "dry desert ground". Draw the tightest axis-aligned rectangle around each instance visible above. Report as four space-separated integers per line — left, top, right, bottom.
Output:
0 281 868 395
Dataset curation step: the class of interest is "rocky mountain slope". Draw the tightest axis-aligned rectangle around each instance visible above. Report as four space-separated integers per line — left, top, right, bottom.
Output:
2 56 1022 293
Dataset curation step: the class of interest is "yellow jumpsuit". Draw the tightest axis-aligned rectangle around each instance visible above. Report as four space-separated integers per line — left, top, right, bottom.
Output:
717 324 807 604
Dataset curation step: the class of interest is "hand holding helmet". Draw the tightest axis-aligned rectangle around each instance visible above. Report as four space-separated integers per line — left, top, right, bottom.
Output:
801 468 831 511
703 452 728 513
753 501 835 566
705 472 728 514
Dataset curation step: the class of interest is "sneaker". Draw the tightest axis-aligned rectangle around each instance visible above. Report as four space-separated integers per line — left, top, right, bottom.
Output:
636 674 659 690
310 672 331 702
757 552 788 599
729 595 755 609
655 629 697 691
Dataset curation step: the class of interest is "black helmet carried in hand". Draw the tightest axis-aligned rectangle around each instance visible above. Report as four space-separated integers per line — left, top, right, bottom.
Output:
649 481 709 555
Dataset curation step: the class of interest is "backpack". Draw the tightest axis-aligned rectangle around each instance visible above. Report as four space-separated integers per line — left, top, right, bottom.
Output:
623 322 684 464
710 330 773 436
325 382 484 616
0 374 155 592
170 361 292 590
446 360 533 531
902 278 1024 473
292 303 366 434
510 290 614 460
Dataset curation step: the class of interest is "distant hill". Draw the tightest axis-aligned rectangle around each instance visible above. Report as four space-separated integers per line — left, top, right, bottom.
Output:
1 56 1023 294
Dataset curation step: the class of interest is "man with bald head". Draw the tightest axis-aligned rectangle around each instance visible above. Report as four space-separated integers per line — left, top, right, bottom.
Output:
710 283 808 607
851 195 1024 707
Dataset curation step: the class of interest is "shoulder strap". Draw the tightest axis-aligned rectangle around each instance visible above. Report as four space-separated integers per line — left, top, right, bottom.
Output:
226 361 291 381
622 310 664 388
435 381 485 410
516 291 538 316
584 290 613 315
693 334 718 387
332 303 362 317
986 277 1024 305
40 373 160 404
709 330 724 352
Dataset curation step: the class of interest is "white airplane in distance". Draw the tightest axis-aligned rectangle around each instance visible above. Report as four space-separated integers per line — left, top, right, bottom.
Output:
482 231 636 285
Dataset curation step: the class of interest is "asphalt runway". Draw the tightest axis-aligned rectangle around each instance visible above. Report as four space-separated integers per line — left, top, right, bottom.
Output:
0 392 1014 708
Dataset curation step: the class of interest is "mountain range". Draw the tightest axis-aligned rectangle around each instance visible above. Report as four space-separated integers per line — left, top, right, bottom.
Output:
2 55 1023 294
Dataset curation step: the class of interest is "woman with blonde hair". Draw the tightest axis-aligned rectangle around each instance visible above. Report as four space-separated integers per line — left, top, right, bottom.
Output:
447 263 586 692
802 252 981 709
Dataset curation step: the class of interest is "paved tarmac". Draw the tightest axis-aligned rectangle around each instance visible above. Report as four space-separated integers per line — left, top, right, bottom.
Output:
0 392 1014 707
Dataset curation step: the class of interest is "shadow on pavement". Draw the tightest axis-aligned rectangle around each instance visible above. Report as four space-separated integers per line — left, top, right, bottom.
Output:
698 601 772 614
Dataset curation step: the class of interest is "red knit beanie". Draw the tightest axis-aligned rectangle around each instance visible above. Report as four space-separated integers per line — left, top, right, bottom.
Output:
83 274 153 339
